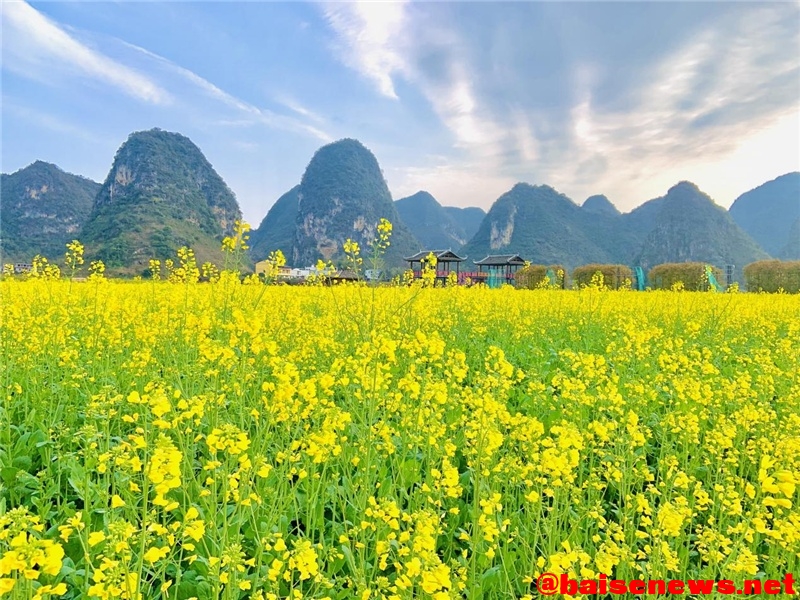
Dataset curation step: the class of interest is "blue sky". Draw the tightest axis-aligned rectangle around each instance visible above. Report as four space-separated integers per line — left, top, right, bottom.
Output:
2 1 799 226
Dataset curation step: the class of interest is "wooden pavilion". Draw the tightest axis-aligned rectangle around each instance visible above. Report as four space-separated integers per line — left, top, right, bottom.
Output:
403 250 466 283
473 254 527 287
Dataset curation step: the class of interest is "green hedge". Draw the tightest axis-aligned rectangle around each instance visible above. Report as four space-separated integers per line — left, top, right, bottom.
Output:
743 260 800 293
648 262 723 291
515 264 566 289
572 264 632 289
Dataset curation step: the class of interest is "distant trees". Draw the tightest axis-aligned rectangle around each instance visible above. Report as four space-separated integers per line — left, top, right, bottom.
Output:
743 260 800 293
573 264 632 289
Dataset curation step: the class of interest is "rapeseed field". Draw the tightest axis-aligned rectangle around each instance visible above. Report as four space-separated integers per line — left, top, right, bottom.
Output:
1 244 798 598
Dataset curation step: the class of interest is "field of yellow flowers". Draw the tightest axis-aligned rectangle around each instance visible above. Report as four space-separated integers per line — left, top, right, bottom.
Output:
1 273 799 599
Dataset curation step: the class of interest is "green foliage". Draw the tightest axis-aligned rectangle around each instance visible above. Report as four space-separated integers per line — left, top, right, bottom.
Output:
0 161 99 262
572 264 632 289
648 262 724 291
743 260 800 293
514 264 566 289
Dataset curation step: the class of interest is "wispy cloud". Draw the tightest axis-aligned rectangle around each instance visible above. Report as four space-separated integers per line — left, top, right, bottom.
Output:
1 1 332 143
121 42 333 142
1 1 169 105
322 2 409 99
2 97 107 144
321 3 516 165
273 95 326 125
556 4 800 206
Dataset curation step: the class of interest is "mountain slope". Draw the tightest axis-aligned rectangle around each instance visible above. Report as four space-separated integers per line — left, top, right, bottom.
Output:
249 186 300 261
634 181 769 269
293 139 419 268
779 218 800 259
0 161 100 262
582 194 620 217
395 191 471 249
460 183 616 269
729 172 800 258
443 206 485 245
81 128 241 273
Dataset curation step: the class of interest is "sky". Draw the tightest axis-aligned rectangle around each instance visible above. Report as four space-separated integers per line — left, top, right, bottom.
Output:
2 1 799 226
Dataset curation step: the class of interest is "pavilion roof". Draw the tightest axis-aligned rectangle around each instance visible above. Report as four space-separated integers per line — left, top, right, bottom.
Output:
403 250 466 262
473 254 527 266
329 269 359 280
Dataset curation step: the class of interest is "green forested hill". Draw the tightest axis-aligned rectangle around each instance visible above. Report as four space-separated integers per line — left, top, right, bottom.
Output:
729 172 800 258
292 139 420 268
249 186 299 261
395 191 472 250
1 161 99 262
81 129 242 274
443 206 485 243
460 183 616 268
633 182 769 269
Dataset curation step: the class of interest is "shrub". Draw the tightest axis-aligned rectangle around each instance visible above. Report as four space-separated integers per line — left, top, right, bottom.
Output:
648 262 723 291
515 264 566 289
572 264 632 289
743 260 800 293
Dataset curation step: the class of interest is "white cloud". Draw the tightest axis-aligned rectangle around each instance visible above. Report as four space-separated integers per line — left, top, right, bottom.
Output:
273 95 326 125
557 5 800 209
321 2 528 203
1 2 332 143
322 2 799 211
1 1 170 104
321 2 409 99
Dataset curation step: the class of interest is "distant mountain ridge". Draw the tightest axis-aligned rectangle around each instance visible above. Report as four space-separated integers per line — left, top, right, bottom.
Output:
632 181 768 269
582 194 620 217
3 128 795 275
80 128 242 273
460 180 770 271
0 161 99 262
394 191 483 250
444 206 485 241
729 172 800 259
460 183 619 268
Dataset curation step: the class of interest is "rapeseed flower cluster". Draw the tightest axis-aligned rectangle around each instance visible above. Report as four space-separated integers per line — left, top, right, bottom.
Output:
0 259 798 597
0 509 65 596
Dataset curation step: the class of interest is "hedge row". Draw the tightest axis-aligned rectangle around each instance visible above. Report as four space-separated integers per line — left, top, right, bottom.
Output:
572 264 632 289
743 260 800 293
648 263 723 291
513 261 799 293
514 265 566 289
